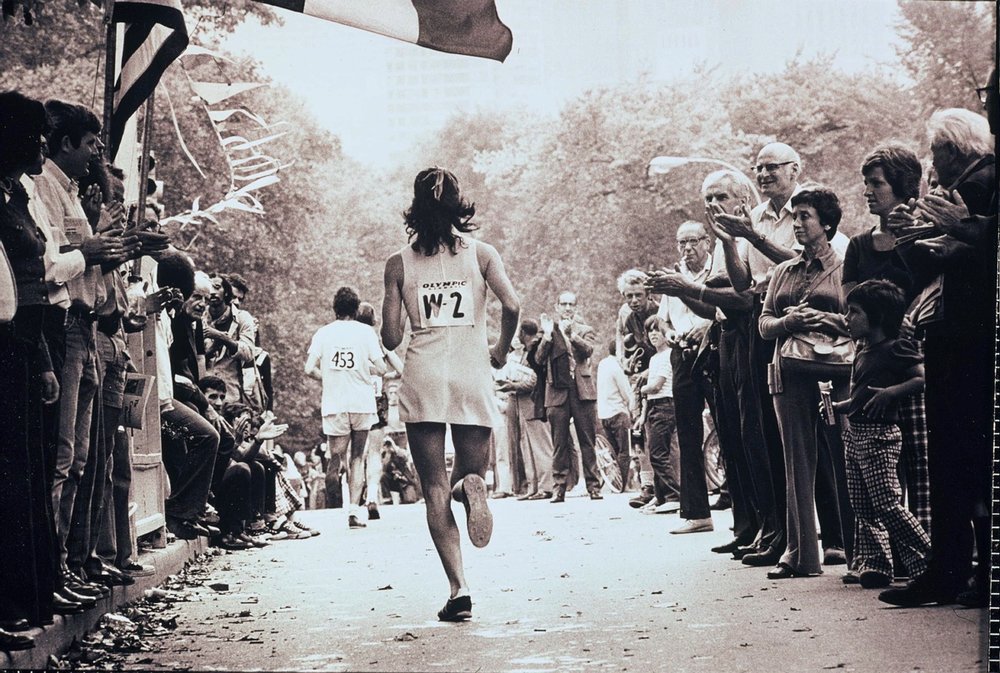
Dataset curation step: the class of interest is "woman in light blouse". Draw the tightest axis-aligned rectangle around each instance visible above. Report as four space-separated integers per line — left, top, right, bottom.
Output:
759 187 852 580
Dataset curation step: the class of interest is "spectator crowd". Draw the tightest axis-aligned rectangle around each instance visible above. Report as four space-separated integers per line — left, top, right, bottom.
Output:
0 68 995 650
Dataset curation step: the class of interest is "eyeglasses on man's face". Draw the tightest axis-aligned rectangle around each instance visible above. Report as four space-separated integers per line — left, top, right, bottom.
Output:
677 236 708 248
752 161 794 174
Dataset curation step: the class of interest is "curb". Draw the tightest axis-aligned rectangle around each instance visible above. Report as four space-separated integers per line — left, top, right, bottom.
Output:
1 536 208 670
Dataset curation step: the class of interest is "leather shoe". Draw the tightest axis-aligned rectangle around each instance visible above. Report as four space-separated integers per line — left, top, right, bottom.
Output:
217 532 251 550
711 539 745 555
56 587 96 608
956 588 988 608
767 563 807 580
52 593 86 615
859 570 891 589
670 518 713 534
823 547 847 566
709 494 732 511
167 518 200 540
528 491 551 501
516 492 537 501
742 550 781 567
0 618 30 632
0 628 35 651
878 575 955 607
550 487 566 504
118 562 155 577
731 545 757 560
842 572 860 585
588 490 604 500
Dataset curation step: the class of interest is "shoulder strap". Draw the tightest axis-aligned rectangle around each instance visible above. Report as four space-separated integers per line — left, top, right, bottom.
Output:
800 259 843 302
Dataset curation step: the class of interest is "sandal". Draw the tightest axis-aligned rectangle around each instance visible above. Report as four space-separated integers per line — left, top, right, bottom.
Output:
437 595 472 622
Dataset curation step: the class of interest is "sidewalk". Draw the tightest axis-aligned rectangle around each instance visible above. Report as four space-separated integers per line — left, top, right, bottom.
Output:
0 536 207 670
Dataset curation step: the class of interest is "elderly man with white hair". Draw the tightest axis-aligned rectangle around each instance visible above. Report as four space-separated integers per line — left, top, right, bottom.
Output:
710 143 852 569
879 100 996 609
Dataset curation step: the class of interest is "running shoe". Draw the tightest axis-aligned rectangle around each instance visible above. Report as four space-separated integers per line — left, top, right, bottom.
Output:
437 595 472 622
461 474 493 548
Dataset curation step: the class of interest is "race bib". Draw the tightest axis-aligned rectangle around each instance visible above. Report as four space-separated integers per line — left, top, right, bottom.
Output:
418 280 474 328
329 347 357 370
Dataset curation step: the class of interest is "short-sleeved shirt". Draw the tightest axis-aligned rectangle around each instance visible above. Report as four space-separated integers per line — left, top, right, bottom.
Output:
308 320 383 415
847 337 922 424
842 228 915 300
645 349 673 400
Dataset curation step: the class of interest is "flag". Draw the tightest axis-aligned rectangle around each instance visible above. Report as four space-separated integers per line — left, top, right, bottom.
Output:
254 0 513 62
110 0 190 159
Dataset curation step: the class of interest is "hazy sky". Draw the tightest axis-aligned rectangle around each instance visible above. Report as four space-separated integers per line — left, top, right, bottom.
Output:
223 0 908 168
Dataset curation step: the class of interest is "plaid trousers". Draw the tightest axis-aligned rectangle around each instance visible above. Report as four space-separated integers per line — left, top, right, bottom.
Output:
845 421 931 578
273 469 303 517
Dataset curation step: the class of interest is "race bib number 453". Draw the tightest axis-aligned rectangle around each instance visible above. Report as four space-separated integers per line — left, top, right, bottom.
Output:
418 281 475 328
329 348 357 370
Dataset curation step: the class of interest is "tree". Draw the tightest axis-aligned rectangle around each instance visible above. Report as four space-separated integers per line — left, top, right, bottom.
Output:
895 0 997 115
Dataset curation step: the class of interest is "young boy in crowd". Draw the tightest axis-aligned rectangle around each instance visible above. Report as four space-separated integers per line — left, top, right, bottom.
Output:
828 279 930 589
637 315 681 515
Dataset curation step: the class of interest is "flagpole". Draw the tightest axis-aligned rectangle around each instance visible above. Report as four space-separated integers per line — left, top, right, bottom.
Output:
101 0 117 152
131 90 155 276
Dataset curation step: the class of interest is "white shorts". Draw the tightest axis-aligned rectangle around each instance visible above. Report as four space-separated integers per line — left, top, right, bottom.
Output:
323 412 378 437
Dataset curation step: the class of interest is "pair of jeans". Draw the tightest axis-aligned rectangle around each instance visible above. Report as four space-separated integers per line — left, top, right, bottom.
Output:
53 312 100 566
644 398 680 503
160 400 219 521
600 412 633 490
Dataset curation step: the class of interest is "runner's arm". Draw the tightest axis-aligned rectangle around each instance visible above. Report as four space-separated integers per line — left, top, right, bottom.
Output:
381 253 405 351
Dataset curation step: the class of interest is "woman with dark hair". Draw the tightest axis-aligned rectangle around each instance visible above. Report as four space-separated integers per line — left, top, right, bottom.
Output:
0 90 66 648
381 167 519 621
840 146 931 586
842 146 923 298
758 187 852 580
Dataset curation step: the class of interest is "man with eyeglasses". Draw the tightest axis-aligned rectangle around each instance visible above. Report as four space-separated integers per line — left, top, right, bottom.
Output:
644 221 717 534
709 143 850 568
535 291 603 503
648 170 772 555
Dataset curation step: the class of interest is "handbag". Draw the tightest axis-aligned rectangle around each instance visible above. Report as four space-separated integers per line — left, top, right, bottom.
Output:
772 259 854 386
779 331 854 378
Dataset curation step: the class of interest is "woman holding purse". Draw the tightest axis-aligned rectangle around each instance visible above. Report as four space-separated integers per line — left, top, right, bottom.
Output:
758 187 853 580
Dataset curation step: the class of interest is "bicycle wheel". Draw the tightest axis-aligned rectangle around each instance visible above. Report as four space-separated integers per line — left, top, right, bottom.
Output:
594 434 624 492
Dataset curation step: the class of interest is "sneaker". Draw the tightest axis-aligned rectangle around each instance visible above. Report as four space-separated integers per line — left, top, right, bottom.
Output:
437 595 472 622
367 502 380 520
638 500 660 515
348 515 367 529
654 501 680 514
670 518 714 534
461 474 493 548
628 487 654 509
291 520 321 537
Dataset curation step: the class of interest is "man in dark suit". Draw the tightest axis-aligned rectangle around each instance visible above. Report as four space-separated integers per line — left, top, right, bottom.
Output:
534 291 603 502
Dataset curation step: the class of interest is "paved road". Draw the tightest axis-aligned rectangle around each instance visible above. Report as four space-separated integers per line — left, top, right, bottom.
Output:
114 493 985 672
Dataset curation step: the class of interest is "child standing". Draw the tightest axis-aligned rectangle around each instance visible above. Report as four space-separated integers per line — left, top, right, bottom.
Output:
828 280 930 589
637 316 684 517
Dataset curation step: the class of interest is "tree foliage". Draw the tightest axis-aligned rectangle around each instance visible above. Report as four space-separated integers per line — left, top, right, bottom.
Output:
895 0 997 115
